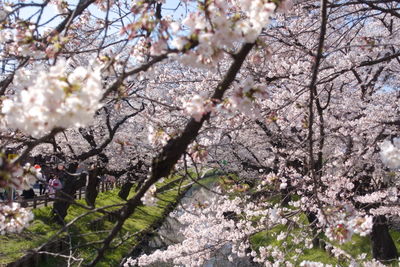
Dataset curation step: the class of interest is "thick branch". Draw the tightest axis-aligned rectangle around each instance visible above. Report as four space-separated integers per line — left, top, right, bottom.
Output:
53 0 95 36
308 0 328 177
88 42 255 266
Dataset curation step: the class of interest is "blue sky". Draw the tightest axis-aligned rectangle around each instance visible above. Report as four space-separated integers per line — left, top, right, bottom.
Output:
12 0 192 31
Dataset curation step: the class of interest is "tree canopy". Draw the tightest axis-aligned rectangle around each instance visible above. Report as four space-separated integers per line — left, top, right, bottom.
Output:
1 0 400 266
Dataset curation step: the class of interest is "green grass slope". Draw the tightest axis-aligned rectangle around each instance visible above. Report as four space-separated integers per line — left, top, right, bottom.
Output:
0 174 193 266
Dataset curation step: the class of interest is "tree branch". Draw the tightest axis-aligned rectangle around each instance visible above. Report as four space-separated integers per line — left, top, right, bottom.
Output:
88 42 255 266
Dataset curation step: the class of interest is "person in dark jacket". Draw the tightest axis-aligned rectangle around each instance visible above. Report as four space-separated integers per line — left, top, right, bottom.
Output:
21 188 35 199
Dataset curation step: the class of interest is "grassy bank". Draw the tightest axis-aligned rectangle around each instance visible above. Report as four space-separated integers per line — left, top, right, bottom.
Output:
0 174 194 266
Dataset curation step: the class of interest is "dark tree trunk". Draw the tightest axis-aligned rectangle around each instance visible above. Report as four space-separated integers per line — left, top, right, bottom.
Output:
118 161 145 200
307 211 320 248
85 169 100 207
371 215 398 262
118 180 134 200
52 163 85 224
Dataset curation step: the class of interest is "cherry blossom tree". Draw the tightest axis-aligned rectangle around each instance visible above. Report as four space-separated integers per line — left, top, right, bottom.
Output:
1 0 400 266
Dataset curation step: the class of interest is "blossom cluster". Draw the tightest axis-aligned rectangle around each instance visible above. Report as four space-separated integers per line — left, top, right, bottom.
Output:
182 77 268 122
380 138 400 169
0 13 49 59
355 187 398 204
51 0 69 14
229 77 268 118
147 125 169 147
1 60 103 137
0 153 40 234
183 94 214 122
0 154 42 190
141 184 157 206
171 0 276 68
0 5 11 22
318 205 373 244
300 259 386 267
0 202 34 235
189 144 209 163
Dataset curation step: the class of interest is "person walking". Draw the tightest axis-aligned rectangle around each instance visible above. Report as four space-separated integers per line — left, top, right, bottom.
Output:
38 172 46 195
48 174 63 196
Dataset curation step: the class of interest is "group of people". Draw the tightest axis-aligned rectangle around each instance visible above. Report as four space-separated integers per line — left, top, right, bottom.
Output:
0 187 36 202
0 175 63 203
17 174 63 204
37 174 63 196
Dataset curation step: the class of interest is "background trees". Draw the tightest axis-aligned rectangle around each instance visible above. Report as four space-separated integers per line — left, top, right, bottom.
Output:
1 0 400 266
